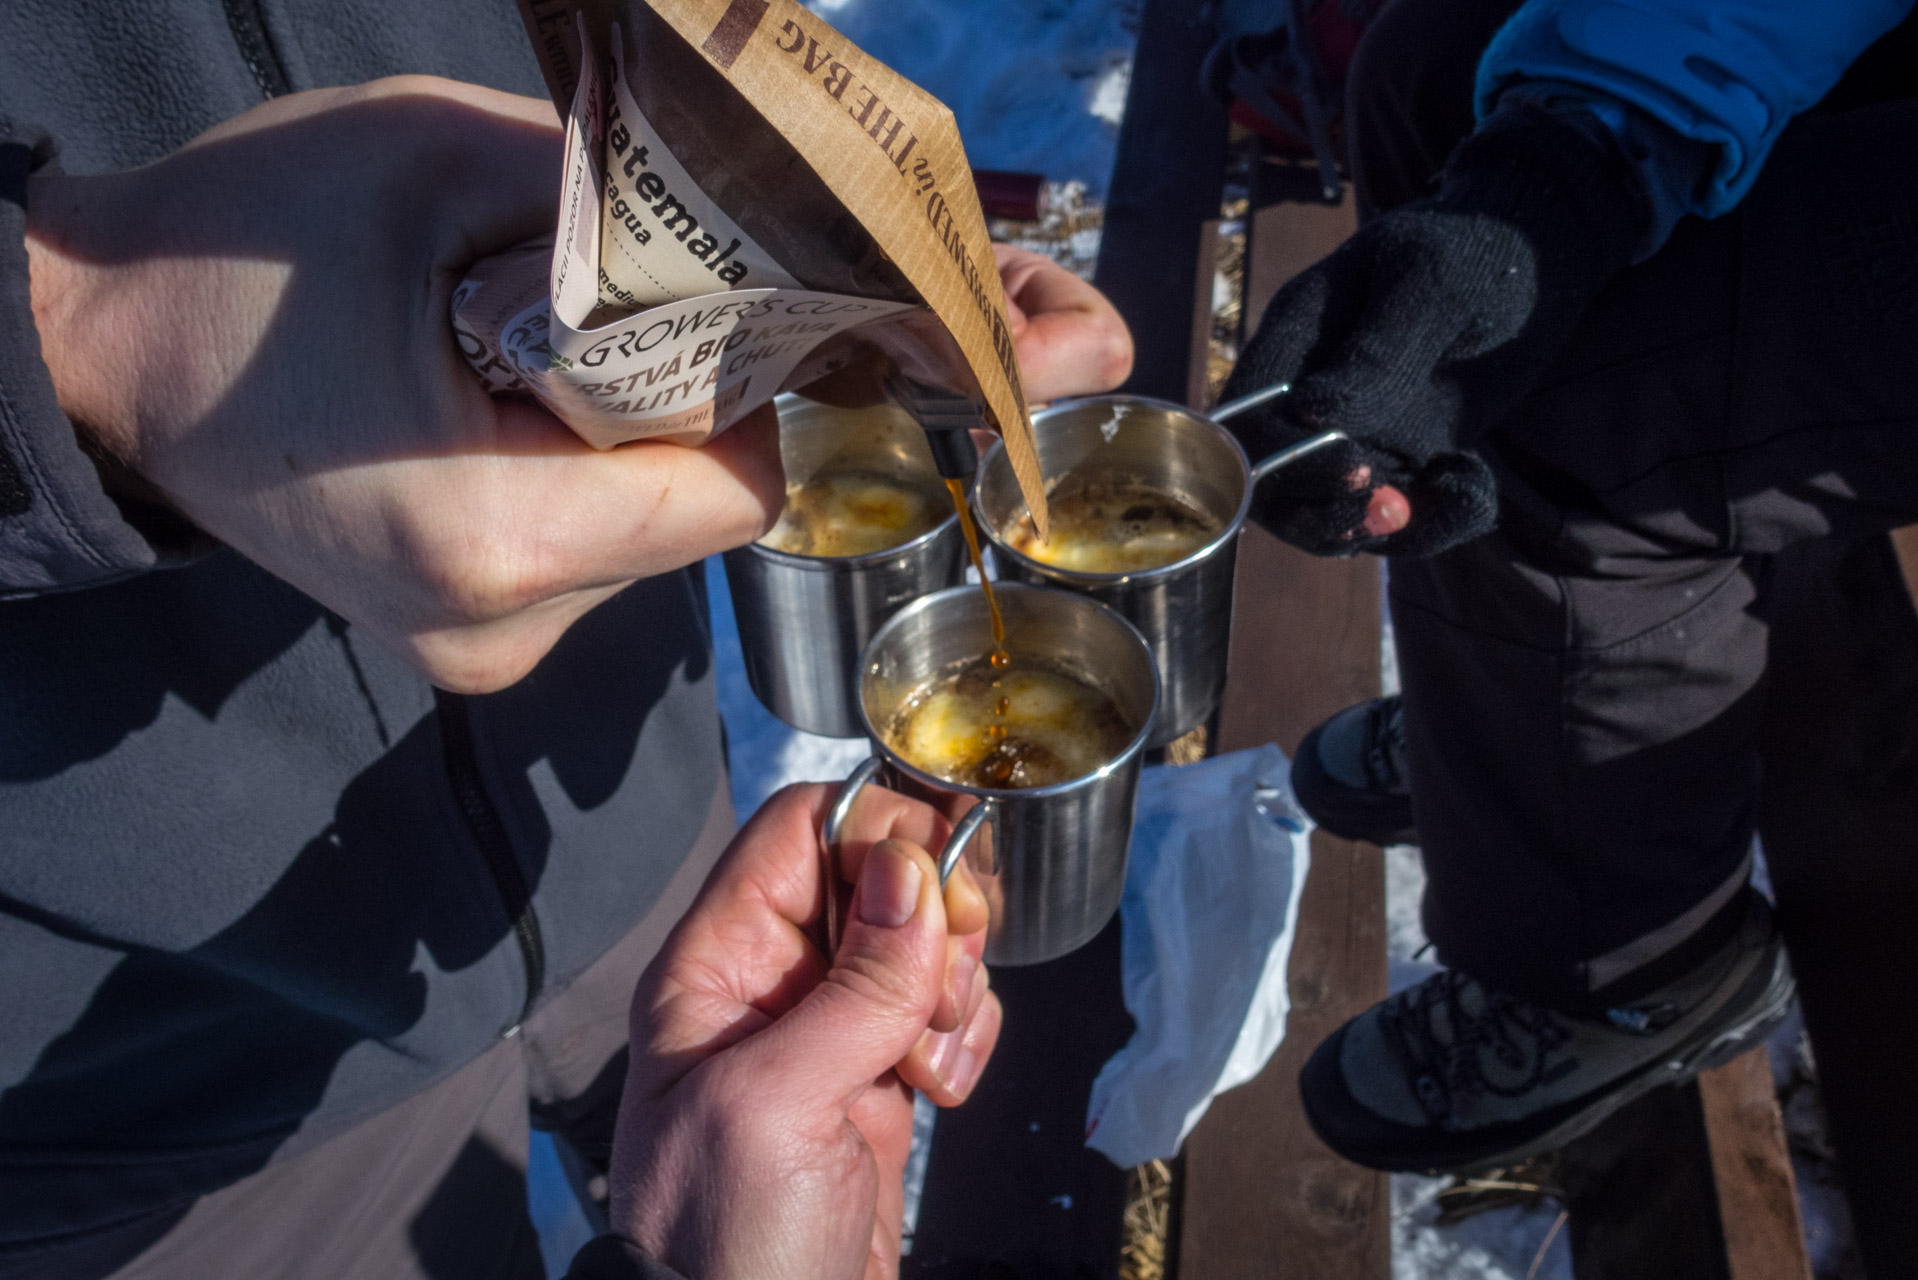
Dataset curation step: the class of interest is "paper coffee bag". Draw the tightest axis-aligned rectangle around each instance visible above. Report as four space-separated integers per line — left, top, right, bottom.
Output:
453 0 1048 528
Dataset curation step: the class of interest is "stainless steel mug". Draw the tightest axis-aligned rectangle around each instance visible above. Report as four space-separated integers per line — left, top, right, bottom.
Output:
722 396 968 738
831 582 1159 966
972 393 1341 747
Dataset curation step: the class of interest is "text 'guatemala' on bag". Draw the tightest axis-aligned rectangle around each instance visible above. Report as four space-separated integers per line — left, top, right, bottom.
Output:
451 0 1049 528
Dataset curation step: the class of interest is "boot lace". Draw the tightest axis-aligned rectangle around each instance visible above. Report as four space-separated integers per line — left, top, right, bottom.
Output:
1364 697 1409 793
1379 970 1576 1123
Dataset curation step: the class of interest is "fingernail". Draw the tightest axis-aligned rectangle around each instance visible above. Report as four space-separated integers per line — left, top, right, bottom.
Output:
950 953 976 1020
923 1026 961 1082
856 842 923 928
945 1043 981 1098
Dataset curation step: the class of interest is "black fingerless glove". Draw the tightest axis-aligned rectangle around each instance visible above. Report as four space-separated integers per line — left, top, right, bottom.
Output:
1223 102 1648 557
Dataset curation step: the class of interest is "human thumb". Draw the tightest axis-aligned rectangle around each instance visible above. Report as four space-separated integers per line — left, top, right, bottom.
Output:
731 839 947 1105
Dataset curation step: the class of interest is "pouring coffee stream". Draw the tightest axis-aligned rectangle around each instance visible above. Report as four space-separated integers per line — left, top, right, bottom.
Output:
944 477 1017 775
883 368 1016 763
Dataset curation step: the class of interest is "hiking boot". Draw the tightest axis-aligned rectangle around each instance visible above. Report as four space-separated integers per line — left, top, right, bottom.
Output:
1300 886 1795 1175
1291 695 1417 846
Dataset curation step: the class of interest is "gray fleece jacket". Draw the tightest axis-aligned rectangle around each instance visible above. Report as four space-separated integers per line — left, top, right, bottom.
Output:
0 4 711 1277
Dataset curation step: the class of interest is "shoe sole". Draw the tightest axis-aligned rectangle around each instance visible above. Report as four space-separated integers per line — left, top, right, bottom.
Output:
1436 938 1799 1178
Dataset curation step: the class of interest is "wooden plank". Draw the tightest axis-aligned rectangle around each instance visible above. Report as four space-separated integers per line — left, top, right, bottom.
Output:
1092 0 1227 404
1699 1053 1812 1280
1560 1080 1732 1278
1175 830 1389 1280
1242 164 1358 343
1172 150 1385 1279
1214 533 1381 761
1177 525 1389 1280
905 916 1134 1280
1759 532 1918 1278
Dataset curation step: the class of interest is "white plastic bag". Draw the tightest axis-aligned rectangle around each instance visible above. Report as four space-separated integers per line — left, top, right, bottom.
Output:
1084 744 1312 1168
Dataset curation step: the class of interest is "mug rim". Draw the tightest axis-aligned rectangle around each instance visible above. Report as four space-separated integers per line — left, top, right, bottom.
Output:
855 582 1159 799
739 508 959 569
744 394 961 569
971 392 1254 586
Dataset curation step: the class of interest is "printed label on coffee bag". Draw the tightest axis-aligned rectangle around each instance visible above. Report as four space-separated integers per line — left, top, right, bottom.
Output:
599 51 798 309
495 286 909 448
452 20 909 448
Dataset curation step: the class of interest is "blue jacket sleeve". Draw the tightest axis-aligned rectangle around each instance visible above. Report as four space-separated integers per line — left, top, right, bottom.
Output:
0 128 206 598
1475 0 1915 218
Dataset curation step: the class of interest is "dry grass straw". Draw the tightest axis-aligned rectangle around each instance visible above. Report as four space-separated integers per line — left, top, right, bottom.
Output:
1207 197 1249 405
987 181 1106 281
1429 1155 1564 1226
1163 723 1211 766
1119 1158 1175 1280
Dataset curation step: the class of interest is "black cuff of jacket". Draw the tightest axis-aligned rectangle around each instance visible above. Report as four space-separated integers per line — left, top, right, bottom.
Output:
563 1235 690 1280
1492 81 1719 264
0 126 56 212
1434 100 1648 305
0 124 54 524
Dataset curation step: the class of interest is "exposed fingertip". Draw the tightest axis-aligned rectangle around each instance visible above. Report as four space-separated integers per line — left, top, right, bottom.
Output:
1363 485 1411 536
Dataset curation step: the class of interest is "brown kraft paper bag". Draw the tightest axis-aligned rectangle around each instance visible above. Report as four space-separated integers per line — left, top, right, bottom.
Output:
452 0 1049 529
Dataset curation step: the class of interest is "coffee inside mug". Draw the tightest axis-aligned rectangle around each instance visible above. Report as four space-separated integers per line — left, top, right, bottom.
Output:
880 653 1134 790
847 583 1158 966
1002 477 1223 574
755 398 954 559
974 397 1249 582
758 467 949 557
859 582 1158 789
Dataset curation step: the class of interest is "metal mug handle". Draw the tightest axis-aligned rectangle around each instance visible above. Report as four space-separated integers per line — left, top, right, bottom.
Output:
1210 380 1293 423
1248 429 1348 483
821 756 996 955
1209 382 1348 482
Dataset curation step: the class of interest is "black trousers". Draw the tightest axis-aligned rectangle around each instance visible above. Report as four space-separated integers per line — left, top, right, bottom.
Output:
1347 0 1918 1007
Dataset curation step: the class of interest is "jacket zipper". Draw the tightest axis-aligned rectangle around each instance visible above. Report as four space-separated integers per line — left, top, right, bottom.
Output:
218 3 548 1029
219 0 293 98
436 690 547 1031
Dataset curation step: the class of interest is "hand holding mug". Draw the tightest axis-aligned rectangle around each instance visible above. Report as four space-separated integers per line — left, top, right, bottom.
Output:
604 782 1000 1280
